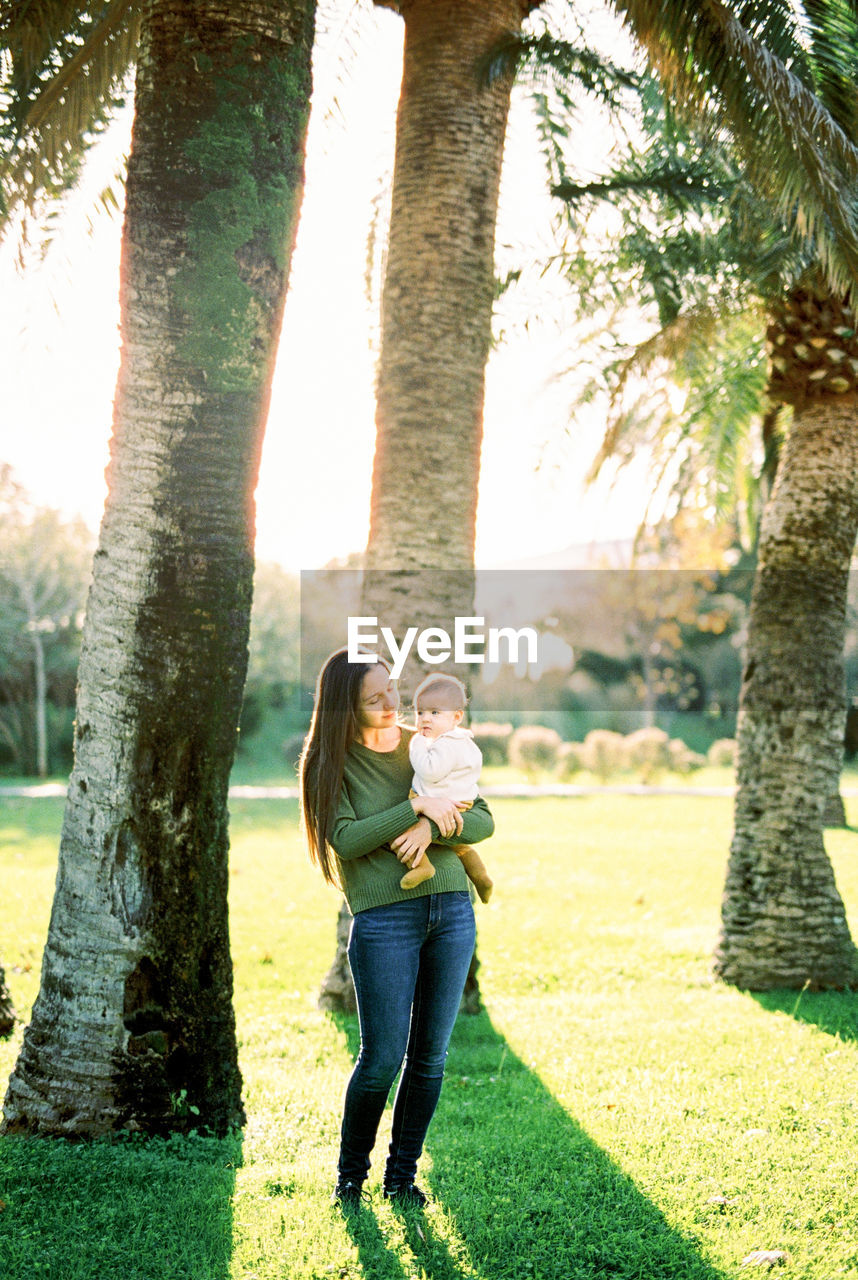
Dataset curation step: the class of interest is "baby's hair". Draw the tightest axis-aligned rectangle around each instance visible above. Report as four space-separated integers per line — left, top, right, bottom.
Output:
412 672 468 710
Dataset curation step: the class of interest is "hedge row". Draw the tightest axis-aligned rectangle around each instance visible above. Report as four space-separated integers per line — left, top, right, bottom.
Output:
279 724 737 782
472 723 737 782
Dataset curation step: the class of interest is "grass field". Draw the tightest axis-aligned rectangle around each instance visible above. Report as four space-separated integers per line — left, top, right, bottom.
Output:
1 794 858 1280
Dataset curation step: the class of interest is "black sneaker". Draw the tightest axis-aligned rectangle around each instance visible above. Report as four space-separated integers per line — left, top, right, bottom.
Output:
331 1180 370 1213
383 1181 428 1209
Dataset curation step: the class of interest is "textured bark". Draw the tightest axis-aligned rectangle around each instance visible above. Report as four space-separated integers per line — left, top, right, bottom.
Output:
320 0 539 1012
767 286 858 406
715 393 858 989
367 0 540 570
823 792 848 828
3 0 315 1135
0 964 15 1038
318 900 356 1014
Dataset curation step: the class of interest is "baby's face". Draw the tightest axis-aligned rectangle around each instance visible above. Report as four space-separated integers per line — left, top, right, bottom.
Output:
415 698 463 739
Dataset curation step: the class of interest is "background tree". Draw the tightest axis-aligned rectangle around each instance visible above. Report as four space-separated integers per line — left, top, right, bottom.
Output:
237 561 301 760
315 0 858 1009
318 0 545 1013
3 0 316 1136
513 0 858 986
0 468 93 778
584 516 738 729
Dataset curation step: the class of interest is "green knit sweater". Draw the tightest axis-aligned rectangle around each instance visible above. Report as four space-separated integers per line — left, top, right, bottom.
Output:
331 726 494 914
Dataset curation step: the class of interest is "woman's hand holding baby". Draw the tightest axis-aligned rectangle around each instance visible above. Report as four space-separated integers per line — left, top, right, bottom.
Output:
391 817 432 867
410 795 464 839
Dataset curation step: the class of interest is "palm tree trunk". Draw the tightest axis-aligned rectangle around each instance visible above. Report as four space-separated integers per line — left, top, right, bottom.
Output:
320 0 540 1012
3 0 315 1136
715 395 858 989
368 0 539 569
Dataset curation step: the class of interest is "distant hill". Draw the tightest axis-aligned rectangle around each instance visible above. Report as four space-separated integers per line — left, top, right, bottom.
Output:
482 538 634 571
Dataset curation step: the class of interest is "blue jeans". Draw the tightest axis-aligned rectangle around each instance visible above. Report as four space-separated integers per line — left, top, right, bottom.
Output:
338 891 476 1187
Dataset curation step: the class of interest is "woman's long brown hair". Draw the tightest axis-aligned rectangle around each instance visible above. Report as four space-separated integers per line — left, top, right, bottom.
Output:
299 648 388 886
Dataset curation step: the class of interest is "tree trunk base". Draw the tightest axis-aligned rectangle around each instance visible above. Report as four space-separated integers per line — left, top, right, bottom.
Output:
318 903 357 1013
318 901 484 1014
460 950 481 1015
715 823 858 991
823 792 848 828
0 966 15 1038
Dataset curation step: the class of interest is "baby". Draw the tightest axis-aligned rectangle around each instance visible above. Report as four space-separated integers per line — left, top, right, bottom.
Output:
399 673 494 903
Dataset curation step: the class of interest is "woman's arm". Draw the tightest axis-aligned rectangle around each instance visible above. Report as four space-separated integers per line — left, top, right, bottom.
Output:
330 789 422 861
390 816 433 866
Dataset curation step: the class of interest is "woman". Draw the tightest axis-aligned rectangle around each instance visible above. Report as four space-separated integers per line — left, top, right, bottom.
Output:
300 648 494 1212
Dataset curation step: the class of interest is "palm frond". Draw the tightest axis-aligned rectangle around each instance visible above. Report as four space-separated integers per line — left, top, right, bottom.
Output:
552 161 735 212
484 31 641 112
0 0 139 228
609 0 858 298
801 0 858 137
518 3 823 528
582 305 769 525
1 3 87 79
22 0 138 134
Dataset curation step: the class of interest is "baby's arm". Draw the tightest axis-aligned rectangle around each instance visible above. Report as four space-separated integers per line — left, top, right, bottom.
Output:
409 732 470 787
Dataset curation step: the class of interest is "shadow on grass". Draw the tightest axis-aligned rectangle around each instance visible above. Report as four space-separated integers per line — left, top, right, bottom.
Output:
332 1010 727 1280
0 1130 242 1280
750 988 858 1042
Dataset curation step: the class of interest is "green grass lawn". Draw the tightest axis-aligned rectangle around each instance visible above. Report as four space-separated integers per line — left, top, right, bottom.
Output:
1 794 858 1279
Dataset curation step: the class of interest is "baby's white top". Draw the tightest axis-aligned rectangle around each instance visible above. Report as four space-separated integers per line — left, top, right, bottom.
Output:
409 726 482 801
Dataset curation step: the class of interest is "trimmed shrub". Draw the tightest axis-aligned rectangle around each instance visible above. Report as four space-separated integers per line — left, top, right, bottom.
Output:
708 738 737 767
509 725 562 777
557 741 586 780
623 727 672 782
580 729 626 782
471 722 514 767
668 738 707 774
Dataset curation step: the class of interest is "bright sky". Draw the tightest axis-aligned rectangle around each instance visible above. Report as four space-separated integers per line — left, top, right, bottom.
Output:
1 1 649 572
